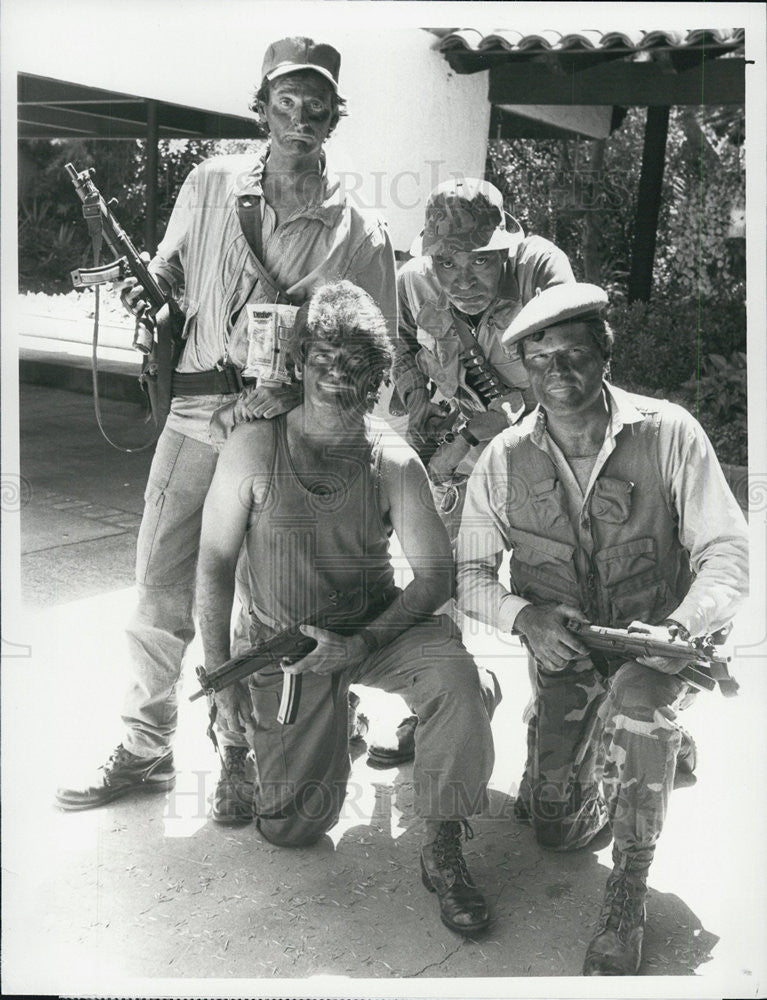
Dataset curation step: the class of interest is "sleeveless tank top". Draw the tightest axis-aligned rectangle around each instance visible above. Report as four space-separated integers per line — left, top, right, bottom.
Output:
244 414 397 630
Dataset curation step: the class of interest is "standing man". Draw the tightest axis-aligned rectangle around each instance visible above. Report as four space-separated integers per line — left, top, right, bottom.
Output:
56 38 397 822
456 283 748 974
197 281 499 934
393 177 574 540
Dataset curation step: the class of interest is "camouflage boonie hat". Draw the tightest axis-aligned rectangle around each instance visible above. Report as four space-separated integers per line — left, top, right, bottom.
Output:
412 178 524 257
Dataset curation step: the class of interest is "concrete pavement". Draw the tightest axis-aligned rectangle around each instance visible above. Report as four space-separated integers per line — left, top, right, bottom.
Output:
2 383 766 998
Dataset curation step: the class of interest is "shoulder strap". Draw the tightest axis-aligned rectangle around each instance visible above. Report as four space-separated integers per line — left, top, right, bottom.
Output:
237 194 263 262
236 194 295 305
452 313 510 400
370 430 385 492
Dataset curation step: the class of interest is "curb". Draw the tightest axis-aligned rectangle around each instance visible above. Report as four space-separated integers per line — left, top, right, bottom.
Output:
19 353 145 406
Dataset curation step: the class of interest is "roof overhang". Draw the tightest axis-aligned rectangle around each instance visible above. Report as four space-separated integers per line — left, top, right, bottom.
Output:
18 73 265 140
431 28 745 122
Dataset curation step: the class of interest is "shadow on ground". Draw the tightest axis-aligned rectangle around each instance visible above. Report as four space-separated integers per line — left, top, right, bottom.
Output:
6 385 747 989
12 765 717 981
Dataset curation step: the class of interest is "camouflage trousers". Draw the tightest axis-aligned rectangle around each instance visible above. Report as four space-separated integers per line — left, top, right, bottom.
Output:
516 655 694 860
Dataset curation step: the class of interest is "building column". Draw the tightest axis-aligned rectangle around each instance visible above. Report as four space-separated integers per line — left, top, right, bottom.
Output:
144 99 159 256
628 105 670 303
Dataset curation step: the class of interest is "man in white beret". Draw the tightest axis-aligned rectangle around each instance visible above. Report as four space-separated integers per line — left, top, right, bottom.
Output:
456 282 749 975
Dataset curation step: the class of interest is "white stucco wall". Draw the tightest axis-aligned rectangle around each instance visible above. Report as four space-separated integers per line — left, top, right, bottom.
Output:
6 1 489 251
315 27 491 251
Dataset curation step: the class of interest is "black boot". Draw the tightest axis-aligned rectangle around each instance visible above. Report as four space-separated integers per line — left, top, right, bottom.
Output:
420 820 489 934
212 745 256 824
583 856 649 975
55 743 175 811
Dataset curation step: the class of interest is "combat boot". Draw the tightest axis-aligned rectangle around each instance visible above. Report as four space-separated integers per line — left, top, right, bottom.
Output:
583 864 648 975
55 743 175 810
211 745 256 824
420 820 490 934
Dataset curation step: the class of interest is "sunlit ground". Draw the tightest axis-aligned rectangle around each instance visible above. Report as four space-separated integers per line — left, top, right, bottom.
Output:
3 520 767 994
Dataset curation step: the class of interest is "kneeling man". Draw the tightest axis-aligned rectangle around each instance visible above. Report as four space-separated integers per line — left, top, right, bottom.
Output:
456 282 748 973
198 280 499 934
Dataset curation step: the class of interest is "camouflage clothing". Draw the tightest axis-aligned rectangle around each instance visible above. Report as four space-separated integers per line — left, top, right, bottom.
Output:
459 384 748 861
516 655 694 856
419 182 519 257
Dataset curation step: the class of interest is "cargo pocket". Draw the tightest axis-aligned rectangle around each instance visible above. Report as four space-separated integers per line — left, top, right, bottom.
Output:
509 527 577 604
596 537 674 626
591 477 634 524
595 536 657 588
608 579 676 628
247 680 289 798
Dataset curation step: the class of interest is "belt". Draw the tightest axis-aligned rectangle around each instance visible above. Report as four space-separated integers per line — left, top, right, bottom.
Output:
171 364 257 397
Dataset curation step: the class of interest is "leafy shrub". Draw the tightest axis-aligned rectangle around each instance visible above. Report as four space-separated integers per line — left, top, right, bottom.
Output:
678 352 748 466
608 297 746 393
681 352 747 420
18 137 259 294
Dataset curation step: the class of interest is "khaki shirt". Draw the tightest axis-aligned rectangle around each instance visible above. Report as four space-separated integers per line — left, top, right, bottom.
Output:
456 384 749 639
149 151 397 442
394 235 574 414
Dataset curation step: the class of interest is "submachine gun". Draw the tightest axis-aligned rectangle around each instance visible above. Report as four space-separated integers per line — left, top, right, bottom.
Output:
64 162 185 432
191 588 396 727
566 620 739 697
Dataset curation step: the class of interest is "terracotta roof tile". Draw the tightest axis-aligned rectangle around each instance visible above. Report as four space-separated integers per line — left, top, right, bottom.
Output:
435 27 745 58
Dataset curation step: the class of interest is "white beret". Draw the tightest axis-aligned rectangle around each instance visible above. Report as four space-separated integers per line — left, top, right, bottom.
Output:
502 282 609 349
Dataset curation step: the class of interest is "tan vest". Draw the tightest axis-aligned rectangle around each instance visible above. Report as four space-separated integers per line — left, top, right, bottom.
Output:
505 408 692 627
244 415 398 631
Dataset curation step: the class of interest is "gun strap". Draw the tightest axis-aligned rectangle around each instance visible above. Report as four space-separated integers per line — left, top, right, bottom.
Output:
90 287 160 453
236 195 295 306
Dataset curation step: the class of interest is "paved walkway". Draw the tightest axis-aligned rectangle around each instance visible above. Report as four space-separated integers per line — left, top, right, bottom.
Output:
3 383 766 997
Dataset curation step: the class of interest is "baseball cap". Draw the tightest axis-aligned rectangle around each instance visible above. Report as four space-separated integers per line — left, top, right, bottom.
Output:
411 178 524 258
502 283 609 349
261 37 342 95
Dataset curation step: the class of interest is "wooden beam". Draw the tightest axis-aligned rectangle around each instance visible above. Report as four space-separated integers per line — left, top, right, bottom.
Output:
489 57 745 106
17 73 263 140
628 106 670 303
496 104 614 139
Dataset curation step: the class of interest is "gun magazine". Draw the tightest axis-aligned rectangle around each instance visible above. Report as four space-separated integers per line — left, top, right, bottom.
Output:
277 672 302 725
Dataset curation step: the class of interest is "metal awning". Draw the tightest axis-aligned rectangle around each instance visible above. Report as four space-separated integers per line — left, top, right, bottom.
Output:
18 73 264 140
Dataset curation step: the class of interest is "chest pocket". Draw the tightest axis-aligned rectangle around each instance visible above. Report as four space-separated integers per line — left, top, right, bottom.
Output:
527 477 569 531
508 527 577 604
414 302 461 394
590 477 634 524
